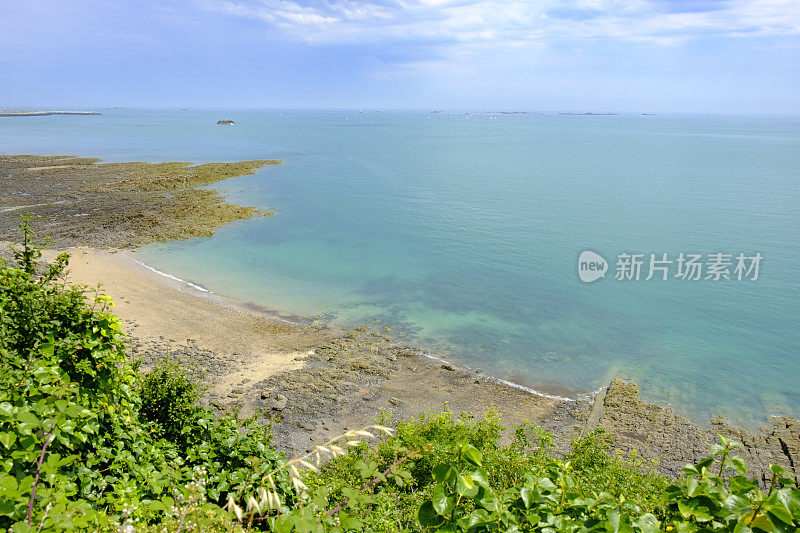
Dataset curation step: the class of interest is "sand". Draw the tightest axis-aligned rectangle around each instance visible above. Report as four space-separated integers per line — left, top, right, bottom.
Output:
44 247 332 400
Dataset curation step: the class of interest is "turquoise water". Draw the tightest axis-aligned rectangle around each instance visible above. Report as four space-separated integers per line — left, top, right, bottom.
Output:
2 110 799 424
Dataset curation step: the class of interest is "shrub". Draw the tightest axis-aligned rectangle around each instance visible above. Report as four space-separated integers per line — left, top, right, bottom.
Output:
139 358 204 446
565 429 667 512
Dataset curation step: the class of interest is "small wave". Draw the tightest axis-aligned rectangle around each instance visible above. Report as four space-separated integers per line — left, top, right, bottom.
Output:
129 257 210 293
413 349 577 403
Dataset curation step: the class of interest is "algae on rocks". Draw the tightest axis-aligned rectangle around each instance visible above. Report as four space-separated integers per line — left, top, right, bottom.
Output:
0 155 281 248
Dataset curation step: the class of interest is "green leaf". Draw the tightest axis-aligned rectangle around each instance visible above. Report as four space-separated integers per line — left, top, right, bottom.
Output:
339 513 362 531
469 467 490 489
732 521 753 533
147 500 166 512
432 484 456 516
776 488 800 517
686 477 700 497
0 433 16 449
456 474 479 498
477 488 499 512
770 464 788 477
728 455 747 476
729 476 758 494
432 463 458 485
418 500 445 528
723 494 751 514
459 443 482 467
678 499 696 519
691 505 713 522
274 513 297 533
520 487 535 509
468 509 491 527
634 513 661 533
39 340 54 358
160 495 175 510
763 501 794 525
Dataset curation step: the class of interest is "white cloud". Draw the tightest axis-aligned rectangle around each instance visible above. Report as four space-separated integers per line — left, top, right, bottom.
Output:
199 0 800 46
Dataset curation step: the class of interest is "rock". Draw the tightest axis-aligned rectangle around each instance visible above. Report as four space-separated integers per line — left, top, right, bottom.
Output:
388 396 401 406
441 364 455 371
271 394 288 411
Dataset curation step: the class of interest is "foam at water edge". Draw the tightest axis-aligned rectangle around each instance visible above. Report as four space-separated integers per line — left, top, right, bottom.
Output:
412 347 577 403
130 257 210 293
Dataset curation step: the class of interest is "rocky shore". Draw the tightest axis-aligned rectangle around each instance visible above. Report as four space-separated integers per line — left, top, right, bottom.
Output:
1 154 797 486
0 155 279 248
131 325 799 484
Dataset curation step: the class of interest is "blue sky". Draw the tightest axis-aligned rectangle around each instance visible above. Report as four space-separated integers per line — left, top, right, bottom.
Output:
1 0 798 112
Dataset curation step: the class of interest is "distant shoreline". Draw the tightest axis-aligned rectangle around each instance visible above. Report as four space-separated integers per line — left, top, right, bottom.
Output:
0 110 101 117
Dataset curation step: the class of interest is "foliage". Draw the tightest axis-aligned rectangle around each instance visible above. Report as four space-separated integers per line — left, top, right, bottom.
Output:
0 223 286 532
415 435 800 532
138 358 204 446
235 411 672 532
564 429 666 512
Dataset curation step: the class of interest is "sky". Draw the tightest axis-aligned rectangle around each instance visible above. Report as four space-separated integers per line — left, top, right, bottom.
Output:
1 0 798 113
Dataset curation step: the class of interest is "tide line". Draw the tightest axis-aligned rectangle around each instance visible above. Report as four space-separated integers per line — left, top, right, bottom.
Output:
129 257 210 293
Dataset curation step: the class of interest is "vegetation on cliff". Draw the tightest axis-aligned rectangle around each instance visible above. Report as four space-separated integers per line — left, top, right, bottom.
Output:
1 226 799 532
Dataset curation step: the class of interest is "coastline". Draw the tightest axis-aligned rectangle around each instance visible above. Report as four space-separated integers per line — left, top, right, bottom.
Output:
1 153 797 483
27 245 796 483
39 246 569 452
108 248 582 405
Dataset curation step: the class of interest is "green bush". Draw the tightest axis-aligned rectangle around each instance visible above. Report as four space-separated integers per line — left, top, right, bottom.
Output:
139 358 204 446
0 223 287 532
565 429 667 512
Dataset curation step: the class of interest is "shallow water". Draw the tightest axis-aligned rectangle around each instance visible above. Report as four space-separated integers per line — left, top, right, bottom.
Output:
2 109 798 424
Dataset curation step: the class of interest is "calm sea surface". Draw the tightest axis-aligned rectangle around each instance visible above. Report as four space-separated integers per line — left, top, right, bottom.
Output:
2 109 798 424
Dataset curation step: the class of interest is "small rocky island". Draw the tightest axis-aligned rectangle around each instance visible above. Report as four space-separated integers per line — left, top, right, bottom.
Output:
217 118 235 125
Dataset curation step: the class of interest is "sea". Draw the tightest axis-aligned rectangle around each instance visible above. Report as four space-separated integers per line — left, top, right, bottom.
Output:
2 109 798 425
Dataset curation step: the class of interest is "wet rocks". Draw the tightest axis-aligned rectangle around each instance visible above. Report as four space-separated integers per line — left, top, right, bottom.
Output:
0 155 280 249
585 379 800 484
250 328 414 453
